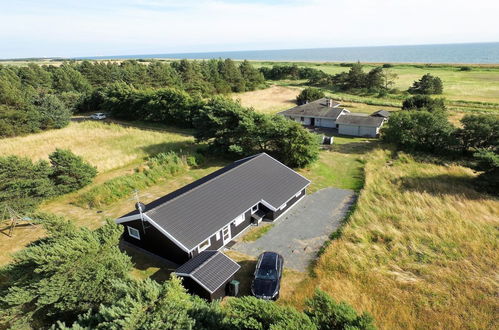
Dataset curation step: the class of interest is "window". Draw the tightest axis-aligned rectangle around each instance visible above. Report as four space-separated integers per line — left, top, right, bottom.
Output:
295 191 302 198
279 203 287 211
252 204 258 213
216 231 220 240
300 116 304 122
198 238 210 252
234 214 245 226
127 226 140 240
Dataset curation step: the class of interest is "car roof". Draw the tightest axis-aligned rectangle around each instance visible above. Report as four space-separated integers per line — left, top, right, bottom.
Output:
258 252 280 269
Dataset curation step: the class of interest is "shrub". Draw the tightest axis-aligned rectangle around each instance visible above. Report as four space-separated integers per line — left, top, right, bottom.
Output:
296 87 325 105
0 156 55 216
0 220 133 328
49 149 97 194
382 63 394 68
305 289 376 330
472 149 499 195
408 73 443 95
459 66 472 71
456 114 499 151
223 296 316 330
382 110 455 152
35 94 72 129
402 95 446 112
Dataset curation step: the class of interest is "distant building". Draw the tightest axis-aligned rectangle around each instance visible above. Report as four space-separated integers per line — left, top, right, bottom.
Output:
279 98 389 138
279 98 350 128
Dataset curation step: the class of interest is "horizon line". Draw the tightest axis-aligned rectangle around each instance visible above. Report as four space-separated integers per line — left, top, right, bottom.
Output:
1 40 498 61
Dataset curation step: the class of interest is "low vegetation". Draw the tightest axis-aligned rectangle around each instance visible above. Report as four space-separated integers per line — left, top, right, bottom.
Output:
286 149 499 329
241 223 274 242
75 151 196 208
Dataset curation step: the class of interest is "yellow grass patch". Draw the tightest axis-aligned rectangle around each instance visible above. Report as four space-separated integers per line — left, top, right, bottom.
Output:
0 121 194 172
233 85 301 114
283 149 499 329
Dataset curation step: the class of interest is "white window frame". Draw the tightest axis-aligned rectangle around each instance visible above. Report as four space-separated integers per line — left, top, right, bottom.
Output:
234 213 245 226
251 204 258 213
127 226 140 240
198 238 211 253
279 202 287 211
216 231 221 240
295 191 302 198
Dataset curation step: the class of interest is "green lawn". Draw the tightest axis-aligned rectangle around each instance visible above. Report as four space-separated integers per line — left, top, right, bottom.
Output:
299 136 374 193
250 61 499 113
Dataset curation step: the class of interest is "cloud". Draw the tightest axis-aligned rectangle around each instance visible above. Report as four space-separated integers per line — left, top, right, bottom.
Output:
0 0 498 58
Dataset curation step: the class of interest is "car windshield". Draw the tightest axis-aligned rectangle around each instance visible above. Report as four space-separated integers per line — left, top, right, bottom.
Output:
255 268 277 280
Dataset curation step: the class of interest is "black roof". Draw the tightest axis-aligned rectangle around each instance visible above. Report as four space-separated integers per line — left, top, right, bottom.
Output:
279 98 347 120
176 251 240 293
371 110 391 118
123 153 310 251
336 114 386 127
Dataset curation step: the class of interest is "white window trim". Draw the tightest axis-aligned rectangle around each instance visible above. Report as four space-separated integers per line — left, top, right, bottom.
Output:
251 204 259 213
279 202 287 211
127 226 140 240
295 191 302 198
234 213 245 226
198 238 211 253
216 231 220 240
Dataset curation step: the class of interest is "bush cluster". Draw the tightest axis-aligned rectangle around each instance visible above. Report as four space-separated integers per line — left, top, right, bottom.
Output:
0 149 96 216
296 87 325 105
193 97 320 168
0 218 376 329
382 99 499 194
75 151 195 208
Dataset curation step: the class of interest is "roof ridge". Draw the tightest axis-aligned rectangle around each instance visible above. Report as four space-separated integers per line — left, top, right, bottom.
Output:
146 153 267 214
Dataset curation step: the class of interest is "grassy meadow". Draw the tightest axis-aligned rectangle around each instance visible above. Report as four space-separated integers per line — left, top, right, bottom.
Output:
280 149 499 329
249 61 499 114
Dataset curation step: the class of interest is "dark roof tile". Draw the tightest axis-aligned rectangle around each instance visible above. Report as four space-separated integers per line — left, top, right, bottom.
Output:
279 98 347 120
176 251 240 293
336 114 385 127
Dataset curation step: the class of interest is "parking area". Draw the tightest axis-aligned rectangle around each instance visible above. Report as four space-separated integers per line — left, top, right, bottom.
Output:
230 188 356 272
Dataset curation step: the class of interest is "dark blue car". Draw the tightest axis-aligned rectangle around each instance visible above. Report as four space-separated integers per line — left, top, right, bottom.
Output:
251 251 283 300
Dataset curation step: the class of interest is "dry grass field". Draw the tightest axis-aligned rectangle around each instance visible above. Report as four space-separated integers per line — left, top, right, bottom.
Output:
0 120 194 172
232 85 301 113
281 149 499 329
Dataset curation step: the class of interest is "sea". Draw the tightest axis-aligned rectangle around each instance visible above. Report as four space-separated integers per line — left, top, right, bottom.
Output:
79 42 499 64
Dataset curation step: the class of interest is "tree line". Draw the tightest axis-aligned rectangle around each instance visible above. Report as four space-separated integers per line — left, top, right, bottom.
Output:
90 84 320 168
382 95 498 194
0 216 376 329
0 59 265 137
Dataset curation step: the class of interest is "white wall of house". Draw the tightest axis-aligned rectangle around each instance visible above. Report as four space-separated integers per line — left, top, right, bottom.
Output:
320 119 336 128
338 125 378 137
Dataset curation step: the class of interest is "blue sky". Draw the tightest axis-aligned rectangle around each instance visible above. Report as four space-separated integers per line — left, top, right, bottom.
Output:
1 0 498 58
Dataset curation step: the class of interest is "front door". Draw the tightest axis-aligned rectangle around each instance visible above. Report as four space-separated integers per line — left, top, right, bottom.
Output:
310 117 315 126
222 224 231 245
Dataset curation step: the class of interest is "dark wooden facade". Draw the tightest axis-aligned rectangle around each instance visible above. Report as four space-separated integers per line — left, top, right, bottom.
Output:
179 275 235 301
122 219 189 264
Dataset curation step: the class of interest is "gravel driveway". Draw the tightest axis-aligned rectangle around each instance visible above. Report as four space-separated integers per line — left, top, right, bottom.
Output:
230 188 355 271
